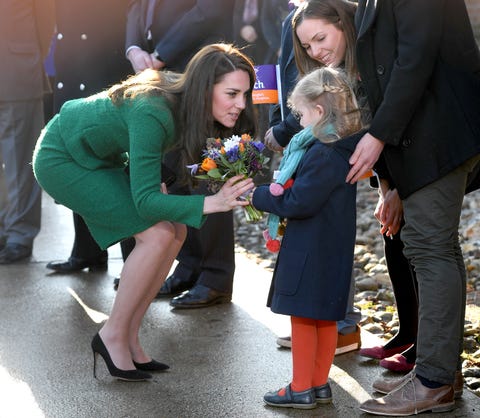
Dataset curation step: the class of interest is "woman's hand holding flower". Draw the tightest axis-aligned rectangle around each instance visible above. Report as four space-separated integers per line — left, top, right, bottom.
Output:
203 175 253 214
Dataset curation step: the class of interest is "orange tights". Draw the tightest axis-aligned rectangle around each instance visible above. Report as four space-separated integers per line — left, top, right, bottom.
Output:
289 316 337 392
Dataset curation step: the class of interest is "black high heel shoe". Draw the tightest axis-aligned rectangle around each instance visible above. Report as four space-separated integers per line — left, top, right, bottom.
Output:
133 359 170 372
91 333 152 381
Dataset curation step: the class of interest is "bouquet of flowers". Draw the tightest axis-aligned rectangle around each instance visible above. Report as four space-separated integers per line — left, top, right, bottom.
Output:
187 133 269 223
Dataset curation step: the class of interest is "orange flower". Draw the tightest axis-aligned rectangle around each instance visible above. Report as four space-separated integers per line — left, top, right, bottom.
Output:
239 142 245 152
220 146 226 154
201 158 217 172
241 133 252 141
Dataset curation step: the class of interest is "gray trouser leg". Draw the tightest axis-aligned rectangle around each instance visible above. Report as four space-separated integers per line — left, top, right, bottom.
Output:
401 155 480 385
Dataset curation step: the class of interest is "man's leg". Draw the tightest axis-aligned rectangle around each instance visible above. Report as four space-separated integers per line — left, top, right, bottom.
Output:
401 155 480 385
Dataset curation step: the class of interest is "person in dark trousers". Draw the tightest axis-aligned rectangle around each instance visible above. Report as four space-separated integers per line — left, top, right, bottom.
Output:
46 0 134 273
347 0 480 415
0 0 55 264
125 0 239 308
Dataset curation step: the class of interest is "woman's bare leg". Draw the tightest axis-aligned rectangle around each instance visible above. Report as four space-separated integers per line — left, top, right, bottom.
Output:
128 223 187 363
98 221 179 370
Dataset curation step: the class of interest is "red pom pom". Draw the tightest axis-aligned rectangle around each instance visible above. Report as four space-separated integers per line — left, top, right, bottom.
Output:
283 179 294 190
266 239 281 253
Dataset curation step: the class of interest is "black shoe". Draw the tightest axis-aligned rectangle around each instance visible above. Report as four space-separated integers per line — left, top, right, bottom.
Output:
313 382 332 404
133 359 170 372
169 284 231 309
113 275 196 295
91 333 152 381
263 384 317 409
0 244 32 264
46 256 108 273
155 274 197 298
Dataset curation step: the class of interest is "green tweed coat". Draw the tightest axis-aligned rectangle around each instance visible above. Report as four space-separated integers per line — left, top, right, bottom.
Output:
33 92 206 249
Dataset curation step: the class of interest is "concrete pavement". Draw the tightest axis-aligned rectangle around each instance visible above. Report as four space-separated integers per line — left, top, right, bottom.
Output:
0 192 479 418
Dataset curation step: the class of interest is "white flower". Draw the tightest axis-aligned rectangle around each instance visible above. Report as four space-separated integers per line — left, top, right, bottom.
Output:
223 135 241 152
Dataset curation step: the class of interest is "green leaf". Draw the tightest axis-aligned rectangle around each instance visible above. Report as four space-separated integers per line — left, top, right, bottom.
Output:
207 168 223 179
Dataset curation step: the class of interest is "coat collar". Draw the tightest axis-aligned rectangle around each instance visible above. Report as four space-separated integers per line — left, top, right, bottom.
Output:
355 0 378 39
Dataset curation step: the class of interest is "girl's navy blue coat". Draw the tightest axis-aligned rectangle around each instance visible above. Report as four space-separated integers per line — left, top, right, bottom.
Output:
252 132 362 320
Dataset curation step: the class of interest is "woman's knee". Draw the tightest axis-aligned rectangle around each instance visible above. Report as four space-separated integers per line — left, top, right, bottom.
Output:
135 221 177 248
174 223 187 243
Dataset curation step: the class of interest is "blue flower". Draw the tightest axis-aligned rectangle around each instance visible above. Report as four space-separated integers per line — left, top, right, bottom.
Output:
252 141 265 152
226 146 240 162
186 164 199 175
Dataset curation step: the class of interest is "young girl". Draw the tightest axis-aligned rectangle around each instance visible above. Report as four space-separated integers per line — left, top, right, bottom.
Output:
252 66 364 409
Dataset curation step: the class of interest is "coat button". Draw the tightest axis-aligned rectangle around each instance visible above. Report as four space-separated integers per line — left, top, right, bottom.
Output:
57 33 63 40
79 84 85 90
402 138 412 147
57 82 64 89
376 65 385 75
81 34 87 40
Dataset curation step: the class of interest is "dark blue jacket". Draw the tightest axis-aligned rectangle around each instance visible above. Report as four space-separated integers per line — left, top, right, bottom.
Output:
54 0 131 112
252 132 363 320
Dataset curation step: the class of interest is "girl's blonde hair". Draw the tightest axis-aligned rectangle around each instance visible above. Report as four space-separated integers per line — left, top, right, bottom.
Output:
288 67 362 142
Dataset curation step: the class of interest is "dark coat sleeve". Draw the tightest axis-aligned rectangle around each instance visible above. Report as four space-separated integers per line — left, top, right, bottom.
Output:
357 0 445 146
125 0 147 51
153 0 235 66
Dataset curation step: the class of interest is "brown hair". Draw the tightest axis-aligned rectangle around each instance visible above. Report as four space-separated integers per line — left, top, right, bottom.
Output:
292 0 357 81
108 43 258 184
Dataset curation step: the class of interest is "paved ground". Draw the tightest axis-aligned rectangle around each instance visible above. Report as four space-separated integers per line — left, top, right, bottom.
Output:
0 193 479 418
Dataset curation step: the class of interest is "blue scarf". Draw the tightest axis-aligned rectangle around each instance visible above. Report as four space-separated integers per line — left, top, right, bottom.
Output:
267 124 337 239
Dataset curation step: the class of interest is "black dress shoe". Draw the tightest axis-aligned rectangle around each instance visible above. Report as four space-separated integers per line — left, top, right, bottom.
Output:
113 275 196 295
169 284 231 309
133 359 170 372
155 274 197 298
46 256 108 273
0 244 32 264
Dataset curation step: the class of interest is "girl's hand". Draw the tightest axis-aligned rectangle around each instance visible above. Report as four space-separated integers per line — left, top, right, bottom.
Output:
203 175 254 214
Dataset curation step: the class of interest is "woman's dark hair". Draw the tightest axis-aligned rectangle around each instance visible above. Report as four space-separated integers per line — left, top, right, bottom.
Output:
108 43 258 184
292 0 357 81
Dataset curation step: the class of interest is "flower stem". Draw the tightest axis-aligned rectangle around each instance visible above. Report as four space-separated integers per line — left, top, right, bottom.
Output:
243 201 263 223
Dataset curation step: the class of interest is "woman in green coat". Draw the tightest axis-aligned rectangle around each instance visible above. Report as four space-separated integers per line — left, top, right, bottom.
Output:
33 43 257 381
